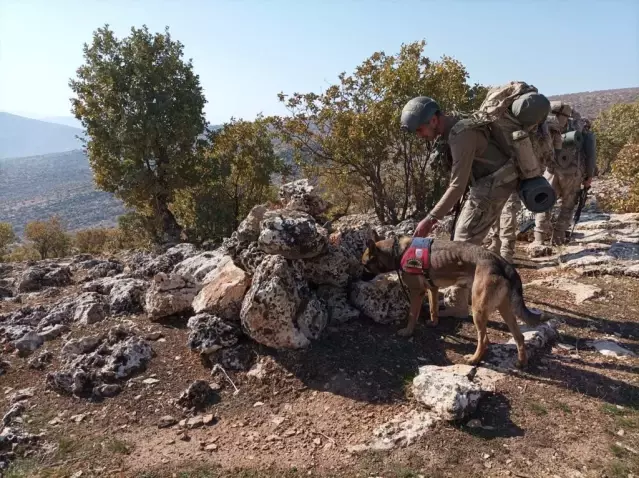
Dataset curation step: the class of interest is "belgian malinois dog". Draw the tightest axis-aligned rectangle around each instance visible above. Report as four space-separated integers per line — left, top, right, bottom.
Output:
361 233 544 368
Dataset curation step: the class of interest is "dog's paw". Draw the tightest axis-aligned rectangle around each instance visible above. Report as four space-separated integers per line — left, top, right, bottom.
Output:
464 354 481 366
397 327 414 337
515 359 528 370
425 320 439 328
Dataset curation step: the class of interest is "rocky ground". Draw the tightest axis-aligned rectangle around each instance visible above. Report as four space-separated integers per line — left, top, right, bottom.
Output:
1 179 638 478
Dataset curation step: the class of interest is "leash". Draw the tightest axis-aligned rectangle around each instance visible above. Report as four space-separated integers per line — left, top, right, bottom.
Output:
393 236 412 304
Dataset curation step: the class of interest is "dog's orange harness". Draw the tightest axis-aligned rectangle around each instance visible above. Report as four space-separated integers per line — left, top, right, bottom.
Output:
400 237 435 285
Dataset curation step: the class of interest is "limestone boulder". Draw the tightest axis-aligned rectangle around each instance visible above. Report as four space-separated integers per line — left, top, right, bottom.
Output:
278 179 329 218
258 210 328 260
241 255 327 349
192 260 250 320
349 273 409 324
144 273 200 320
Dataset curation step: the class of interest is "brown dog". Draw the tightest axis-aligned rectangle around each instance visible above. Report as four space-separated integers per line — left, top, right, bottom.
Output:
361 234 543 368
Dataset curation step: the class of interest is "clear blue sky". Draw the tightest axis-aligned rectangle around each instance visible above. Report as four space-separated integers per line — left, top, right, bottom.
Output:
1 0 637 125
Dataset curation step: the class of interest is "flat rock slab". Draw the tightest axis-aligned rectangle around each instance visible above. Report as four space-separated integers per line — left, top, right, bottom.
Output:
484 320 559 371
525 277 602 304
347 410 439 452
589 339 637 358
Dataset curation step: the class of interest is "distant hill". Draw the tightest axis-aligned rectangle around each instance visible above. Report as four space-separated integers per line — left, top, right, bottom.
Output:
41 116 83 129
0 150 127 236
548 87 639 119
0 112 84 159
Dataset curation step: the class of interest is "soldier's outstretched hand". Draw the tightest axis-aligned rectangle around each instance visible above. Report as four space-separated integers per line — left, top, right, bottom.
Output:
413 216 437 238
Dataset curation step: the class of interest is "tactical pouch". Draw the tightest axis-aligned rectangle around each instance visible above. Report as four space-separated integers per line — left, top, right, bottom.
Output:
511 130 543 179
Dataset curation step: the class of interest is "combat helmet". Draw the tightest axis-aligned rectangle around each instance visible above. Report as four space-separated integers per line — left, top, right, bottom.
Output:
400 96 441 133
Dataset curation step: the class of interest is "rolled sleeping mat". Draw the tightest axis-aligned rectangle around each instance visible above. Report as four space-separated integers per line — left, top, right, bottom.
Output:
582 131 597 163
562 130 583 149
518 176 557 213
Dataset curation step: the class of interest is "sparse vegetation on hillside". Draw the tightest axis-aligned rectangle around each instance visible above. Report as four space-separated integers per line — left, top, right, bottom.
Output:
548 87 639 119
272 40 487 224
0 150 127 237
70 24 208 244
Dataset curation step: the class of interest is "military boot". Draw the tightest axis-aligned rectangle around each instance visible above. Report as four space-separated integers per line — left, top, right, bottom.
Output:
531 231 545 246
527 231 552 258
551 229 567 246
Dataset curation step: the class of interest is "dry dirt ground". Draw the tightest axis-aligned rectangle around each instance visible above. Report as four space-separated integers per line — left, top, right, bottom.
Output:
2 245 638 478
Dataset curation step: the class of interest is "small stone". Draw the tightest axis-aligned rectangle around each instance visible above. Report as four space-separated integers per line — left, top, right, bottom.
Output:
483 453 491 459
48 417 62 426
158 416 178 428
205 444 218 451
617 429 625 436
253 401 264 407
313 438 321 446
145 331 164 341
166 440 175 445
466 419 482 428
70 413 87 423
186 416 204 429
143 378 160 385
203 414 216 426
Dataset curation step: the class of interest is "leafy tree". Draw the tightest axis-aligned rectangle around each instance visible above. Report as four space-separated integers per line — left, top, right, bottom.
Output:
593 100 639 174
173 116 285 243
74 227 116 254
272 40 487 224
24 217 71 259
604 143 639 212
0 222 16 259
70 24 207 244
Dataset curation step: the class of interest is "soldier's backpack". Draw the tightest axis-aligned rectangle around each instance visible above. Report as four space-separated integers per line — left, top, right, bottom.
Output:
451 80 550 181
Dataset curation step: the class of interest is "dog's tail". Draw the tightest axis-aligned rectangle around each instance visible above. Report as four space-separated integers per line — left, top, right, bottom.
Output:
503 262 543 326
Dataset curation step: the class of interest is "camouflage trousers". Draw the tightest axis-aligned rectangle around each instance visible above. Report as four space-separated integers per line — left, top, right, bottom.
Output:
485 191 521 263
534 168 582 244
443 168 520 318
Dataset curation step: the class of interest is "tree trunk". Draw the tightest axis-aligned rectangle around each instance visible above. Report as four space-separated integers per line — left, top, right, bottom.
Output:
156 196 183 245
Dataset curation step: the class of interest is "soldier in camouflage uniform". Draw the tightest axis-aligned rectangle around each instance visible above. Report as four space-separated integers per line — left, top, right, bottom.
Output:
485 121 555 262
530 102 595 247
400 92 550 317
